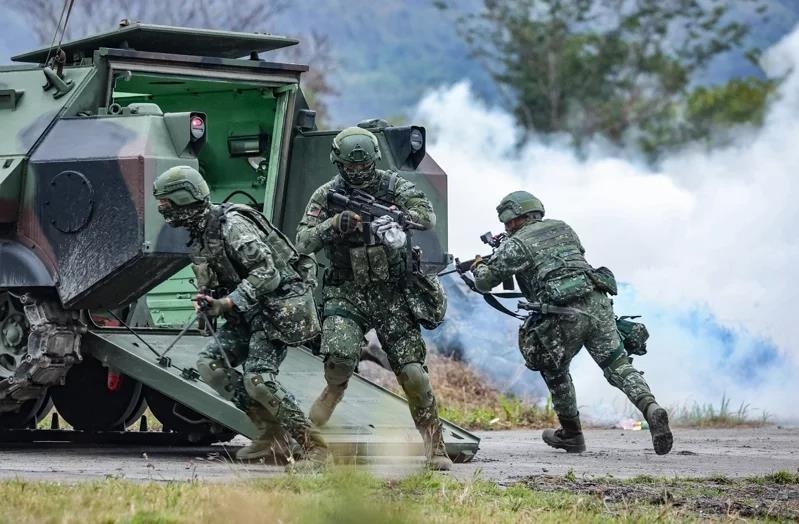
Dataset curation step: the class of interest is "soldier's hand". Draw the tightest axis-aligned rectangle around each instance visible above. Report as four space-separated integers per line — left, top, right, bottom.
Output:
470 255 485 271
194 294 234 318
332 210 362 234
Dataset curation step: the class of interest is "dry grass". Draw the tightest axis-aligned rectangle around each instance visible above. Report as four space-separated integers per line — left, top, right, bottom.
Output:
358 353 557 430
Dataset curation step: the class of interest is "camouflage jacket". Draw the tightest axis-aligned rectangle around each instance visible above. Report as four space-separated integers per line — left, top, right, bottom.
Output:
190 204 299 313
472 218 593 304
295 170 436 284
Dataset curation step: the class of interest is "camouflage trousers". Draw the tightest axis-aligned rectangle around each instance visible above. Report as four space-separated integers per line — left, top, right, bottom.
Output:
320 280 442 429
519 291 656 419
197 312 312 441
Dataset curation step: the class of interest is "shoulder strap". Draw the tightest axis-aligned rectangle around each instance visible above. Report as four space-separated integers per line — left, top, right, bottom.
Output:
204 204 228 243
376 170 399 202
331 175 348 193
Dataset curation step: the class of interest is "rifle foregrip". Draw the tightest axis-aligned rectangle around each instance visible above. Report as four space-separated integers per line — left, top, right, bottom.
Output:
456 259 476 272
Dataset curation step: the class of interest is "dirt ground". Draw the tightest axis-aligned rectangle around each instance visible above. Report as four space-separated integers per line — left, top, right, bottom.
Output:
0 427 796 518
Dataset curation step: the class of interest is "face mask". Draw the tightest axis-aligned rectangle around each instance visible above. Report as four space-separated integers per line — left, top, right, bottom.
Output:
158 200 207 229
339 161 376 187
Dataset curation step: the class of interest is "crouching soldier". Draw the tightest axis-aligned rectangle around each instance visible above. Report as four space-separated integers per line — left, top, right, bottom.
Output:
153 165 329 470
471 191 673 455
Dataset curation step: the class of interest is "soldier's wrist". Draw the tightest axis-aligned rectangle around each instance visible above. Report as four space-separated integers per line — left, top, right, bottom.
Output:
226 292 246 312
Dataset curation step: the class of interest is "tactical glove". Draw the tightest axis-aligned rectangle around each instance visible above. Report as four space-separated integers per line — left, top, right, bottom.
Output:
332 210 361 234
195 294 234 318
372 215 406 249
470 255 485 271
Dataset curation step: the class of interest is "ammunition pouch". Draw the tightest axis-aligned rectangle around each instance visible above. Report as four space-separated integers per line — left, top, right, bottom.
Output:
616 316 649 356
402 272 447 330
589 266 618 296
350 245 390 282
543 271 594 305
519 316 566 371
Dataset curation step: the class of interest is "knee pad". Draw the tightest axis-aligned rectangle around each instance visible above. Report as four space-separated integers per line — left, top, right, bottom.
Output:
396 363 434 409
197 357 239 400
602 355 637 389
324 354 357 387
243 372 289 418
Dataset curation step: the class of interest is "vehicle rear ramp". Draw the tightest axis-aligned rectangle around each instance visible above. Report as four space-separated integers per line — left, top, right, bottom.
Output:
85 328 480 462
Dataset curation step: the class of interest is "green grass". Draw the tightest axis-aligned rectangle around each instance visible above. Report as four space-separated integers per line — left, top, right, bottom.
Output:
439 393 557 430
669 394 771 428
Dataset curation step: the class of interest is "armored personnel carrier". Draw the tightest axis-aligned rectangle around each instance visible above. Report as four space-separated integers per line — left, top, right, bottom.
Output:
0 24 478 461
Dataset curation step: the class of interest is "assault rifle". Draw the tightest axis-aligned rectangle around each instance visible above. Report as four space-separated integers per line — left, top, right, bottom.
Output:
438 231 507 277
327 187 424 245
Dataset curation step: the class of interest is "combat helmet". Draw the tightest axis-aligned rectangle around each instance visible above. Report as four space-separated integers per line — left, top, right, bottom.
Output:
496 191 545 223
330 126 381 187
153 165 210 205
153 165 210 227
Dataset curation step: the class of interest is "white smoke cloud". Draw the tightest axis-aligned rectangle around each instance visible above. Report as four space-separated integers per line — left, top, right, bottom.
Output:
415 25 799 421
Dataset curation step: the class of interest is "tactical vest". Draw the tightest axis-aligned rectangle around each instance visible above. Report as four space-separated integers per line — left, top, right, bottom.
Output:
512 219 594 305
190 204 303 295
324 170 411 285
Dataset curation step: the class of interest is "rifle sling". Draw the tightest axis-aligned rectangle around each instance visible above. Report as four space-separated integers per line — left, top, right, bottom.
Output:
458 273 527 320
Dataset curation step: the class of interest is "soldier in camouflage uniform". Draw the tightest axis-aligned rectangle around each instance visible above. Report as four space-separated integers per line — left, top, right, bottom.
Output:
472 191 673 455
153 165 329 470
295 126 453 470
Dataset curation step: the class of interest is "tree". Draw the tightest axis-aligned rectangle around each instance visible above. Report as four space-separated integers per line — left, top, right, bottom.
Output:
3 0 335 122
441 0 771 153
638 76 776 156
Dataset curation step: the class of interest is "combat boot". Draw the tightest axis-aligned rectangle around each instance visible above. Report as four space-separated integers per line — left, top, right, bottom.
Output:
286 426 332 473
236 409 300 463
420 421 453 471
309 383 347 426
644 402 673 455
542 415 586 453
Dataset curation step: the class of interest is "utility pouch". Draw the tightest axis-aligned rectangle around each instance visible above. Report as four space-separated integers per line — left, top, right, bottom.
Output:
403 272 447 329
589 266 618 296
544 271 594 305
616 316 649 356
263 290 321 345
519 316 565 371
